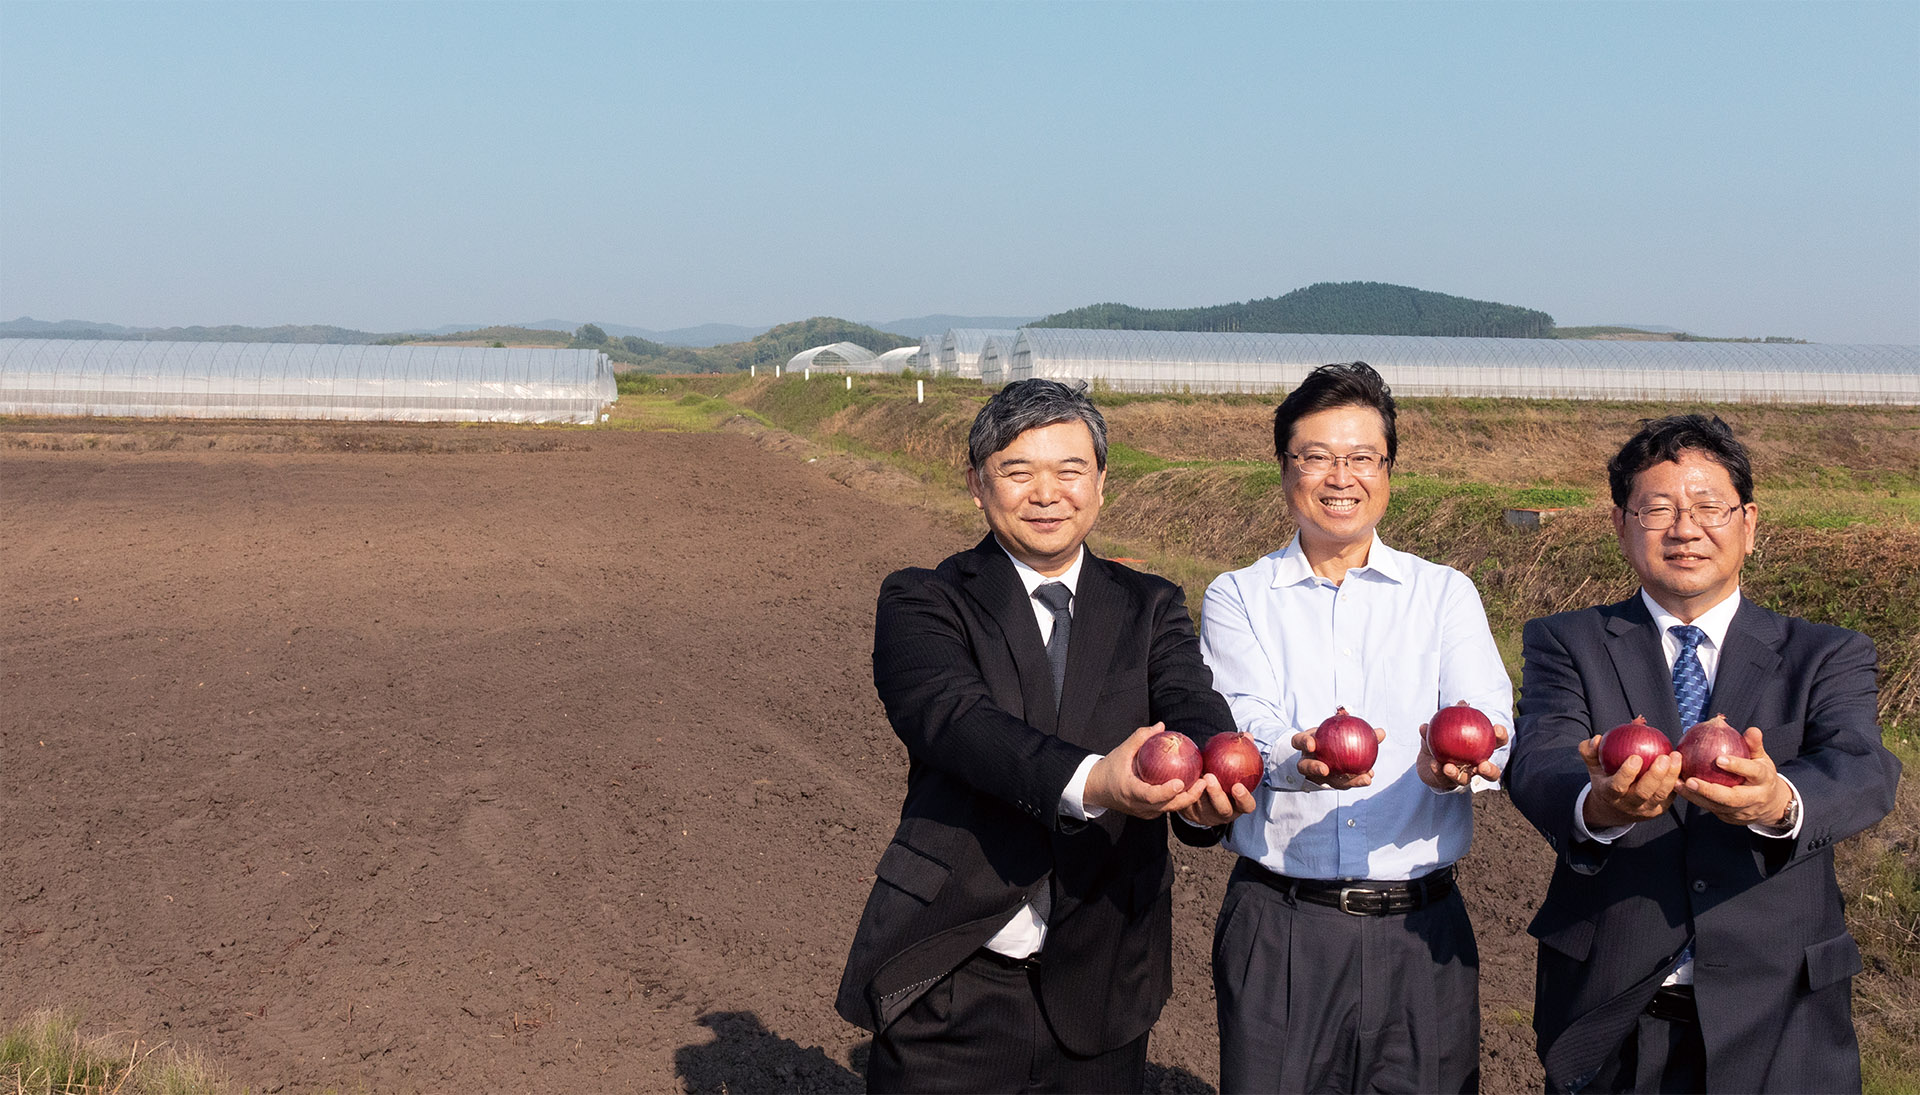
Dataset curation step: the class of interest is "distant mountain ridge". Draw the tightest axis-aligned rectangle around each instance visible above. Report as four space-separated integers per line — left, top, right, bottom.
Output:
1036 282 1555 339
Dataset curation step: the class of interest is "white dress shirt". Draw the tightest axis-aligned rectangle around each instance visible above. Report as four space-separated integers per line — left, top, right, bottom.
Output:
984 544 1105 957
1200 533 1514 882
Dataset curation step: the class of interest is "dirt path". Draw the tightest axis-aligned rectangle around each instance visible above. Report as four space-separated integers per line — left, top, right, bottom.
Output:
0 422 1551 1092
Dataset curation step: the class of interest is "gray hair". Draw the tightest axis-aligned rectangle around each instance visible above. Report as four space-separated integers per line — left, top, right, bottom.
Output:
967 379 1109 470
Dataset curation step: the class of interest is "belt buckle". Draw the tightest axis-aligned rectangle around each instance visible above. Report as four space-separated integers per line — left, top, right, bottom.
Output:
1337 887 1370 916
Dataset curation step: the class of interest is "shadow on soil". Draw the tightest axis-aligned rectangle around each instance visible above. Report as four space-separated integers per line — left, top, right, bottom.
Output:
675 1012 863 1094
673 1011 1215 1094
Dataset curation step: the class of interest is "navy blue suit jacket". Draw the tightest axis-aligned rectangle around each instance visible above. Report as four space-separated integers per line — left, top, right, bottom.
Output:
1508 593 1899 1093
834 536 1234 1056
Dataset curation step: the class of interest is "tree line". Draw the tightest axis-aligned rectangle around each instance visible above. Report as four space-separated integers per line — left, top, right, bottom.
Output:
1035 281 1557 339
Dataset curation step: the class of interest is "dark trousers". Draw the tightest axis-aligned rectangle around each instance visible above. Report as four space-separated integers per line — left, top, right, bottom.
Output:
866 950 1149 1094
1579 994 1707 1095
1213 861 1481 1094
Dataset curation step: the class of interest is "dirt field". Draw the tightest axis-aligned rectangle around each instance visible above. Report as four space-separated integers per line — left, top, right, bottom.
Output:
1 419 1553 1093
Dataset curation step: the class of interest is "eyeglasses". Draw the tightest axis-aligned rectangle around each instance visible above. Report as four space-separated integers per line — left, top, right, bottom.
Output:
1625 502 1740 530
1282 450 1388 478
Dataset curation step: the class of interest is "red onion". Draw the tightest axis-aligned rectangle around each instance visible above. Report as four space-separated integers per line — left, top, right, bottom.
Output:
1134 730 1201 789
1426 701 1497 768
1314 707 1378 776
1201 731 1264 793
1599 716 1674 776
1678 714 1750 787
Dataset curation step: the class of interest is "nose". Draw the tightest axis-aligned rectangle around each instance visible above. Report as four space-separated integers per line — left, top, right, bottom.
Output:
1323 457 1358 485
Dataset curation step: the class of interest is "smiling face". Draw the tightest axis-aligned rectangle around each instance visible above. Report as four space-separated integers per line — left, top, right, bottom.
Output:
966 420 1106 577
1283 404 1391 560
1612 449 1758 620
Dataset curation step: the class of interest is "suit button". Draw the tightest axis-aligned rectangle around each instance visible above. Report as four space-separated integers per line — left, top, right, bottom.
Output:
1692 880 1708 893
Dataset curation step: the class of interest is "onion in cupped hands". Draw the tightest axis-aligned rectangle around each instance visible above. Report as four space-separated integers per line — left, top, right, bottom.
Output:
1313 707 1379 776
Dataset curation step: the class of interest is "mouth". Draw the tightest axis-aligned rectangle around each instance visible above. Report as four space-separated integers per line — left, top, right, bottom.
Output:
1318 497 1362 515
1025 517 1067 533
1665 551 1711 564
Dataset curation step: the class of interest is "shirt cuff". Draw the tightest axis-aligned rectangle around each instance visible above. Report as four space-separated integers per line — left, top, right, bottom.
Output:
1747 775 1803 839
1573 784 1633 844
1060 753 1106 820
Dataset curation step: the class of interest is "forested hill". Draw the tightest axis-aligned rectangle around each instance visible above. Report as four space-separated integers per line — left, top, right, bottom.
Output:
1036 282 1555 339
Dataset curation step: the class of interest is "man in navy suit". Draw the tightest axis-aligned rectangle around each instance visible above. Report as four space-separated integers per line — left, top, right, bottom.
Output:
1508 414 1900 1093
836 379 1251 1093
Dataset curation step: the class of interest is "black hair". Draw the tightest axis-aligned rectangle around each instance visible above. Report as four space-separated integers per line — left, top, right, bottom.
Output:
1607 414 1754 508
967 379 1109 471
1271 361 1397 466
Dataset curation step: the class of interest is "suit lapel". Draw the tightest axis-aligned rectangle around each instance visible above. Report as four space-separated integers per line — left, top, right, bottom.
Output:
957 535 1058 734
1707 597 1783 735
1055 553 1125 750
1602 594 1683 738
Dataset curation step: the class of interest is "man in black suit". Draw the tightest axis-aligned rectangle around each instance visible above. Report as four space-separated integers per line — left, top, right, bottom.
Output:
1508 414 1900 1093
836 379 1251 1093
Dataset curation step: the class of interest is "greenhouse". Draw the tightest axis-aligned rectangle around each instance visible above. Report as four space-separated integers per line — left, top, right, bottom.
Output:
1004 329 1920 404
978 336 1013 387
786 342 879 374
0 339 617 423
918 336 941 374
873 347 920 373
936 328 1019 379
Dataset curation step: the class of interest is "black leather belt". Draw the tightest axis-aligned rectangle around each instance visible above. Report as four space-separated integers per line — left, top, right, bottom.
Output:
1644 984 1697 1025
1240 859 1456 916
974 948 1042 971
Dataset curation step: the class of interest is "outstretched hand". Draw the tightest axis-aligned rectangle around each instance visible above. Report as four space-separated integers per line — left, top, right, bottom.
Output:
1085 723 1211 820
1579 735 1682 828
1678 726 1794 827
1177 771 1259 827
1292 726 1386 790
1416 722 1510 790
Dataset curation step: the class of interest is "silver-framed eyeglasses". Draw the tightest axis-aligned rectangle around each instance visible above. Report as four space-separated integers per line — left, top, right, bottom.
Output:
1283 449 1388 478
1625 502 1739 530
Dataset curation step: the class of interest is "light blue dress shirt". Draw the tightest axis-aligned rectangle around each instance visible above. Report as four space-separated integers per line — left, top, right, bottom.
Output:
1200 533 1514 882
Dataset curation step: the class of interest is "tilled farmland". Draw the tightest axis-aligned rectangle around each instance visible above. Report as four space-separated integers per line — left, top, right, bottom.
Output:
1 421 1552 1092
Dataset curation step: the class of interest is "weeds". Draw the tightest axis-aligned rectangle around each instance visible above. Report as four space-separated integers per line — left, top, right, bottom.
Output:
0 1010 230 1094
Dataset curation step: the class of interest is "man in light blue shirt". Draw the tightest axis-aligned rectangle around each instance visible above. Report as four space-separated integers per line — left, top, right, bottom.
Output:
1200 362 1513 1094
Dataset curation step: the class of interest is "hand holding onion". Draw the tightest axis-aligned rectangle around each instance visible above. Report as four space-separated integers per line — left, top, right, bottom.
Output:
1579 717 1683 828
1418 702 1509 790
1292 708 1386 789
1674 720 1793 827
1086 723 1213 820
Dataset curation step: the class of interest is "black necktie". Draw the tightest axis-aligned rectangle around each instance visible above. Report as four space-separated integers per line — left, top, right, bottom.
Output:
1035 582 1072 708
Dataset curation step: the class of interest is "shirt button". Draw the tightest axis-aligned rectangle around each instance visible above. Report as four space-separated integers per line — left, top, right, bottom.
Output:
1346 818 1356 828
1692 879 1708 893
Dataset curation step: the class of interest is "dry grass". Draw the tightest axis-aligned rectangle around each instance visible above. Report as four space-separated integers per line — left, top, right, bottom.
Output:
0 1010 232 1095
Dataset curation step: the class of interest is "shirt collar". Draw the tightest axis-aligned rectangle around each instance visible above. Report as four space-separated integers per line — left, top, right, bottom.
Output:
1641 586 1742 650
1000 541 1086 598
1270 531 1404 587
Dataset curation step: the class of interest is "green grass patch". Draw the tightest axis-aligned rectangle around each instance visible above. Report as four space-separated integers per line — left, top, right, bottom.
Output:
1 1009 232 1094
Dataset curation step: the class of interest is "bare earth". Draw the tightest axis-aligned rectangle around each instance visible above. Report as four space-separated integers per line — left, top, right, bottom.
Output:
0 421 1552 1093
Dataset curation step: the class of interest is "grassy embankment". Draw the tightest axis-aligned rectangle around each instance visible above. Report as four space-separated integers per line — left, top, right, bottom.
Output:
613 370 1920 1091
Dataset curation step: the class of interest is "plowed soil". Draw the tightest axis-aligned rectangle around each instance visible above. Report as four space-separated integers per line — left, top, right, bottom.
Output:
1 420 1551 1093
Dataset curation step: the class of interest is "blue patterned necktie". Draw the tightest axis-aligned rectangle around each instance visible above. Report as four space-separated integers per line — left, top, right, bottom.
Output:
1035 582 1072 709
1670 624 1710 727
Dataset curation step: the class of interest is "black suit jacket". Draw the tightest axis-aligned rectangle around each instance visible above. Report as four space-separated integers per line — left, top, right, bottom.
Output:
1508 593 1900 1093
835 536 1235 1056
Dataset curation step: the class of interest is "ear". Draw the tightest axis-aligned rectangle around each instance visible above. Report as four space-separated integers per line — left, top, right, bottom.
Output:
1610 506 1628 539
965 466 985 511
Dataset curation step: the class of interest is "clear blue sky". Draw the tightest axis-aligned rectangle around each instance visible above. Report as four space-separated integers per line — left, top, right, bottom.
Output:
3 1 1916 343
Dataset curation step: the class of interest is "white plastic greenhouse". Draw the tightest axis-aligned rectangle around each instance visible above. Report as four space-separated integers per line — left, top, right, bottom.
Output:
937 329 1019 379
918 336 941 374
0 339 617 423
873 347 920 373
786 342 879 374
978 336 1013 387
1003 329 1920 404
